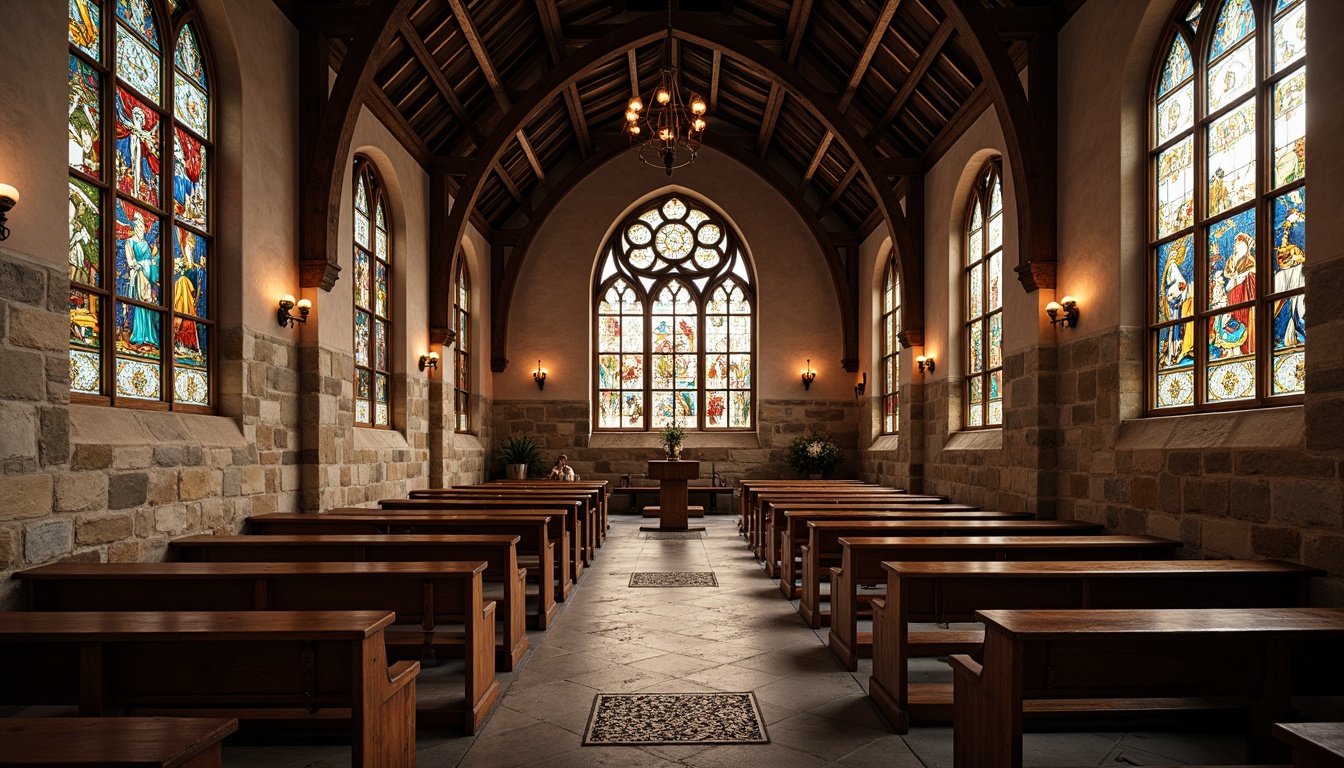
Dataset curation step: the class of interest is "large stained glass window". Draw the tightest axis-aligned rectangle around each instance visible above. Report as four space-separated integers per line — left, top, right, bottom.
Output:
1150 0 1306 412
453 260 471 433
595 194 755 431
68 0 214 410
880 259 900 435
353 157 392 428
964 161 1004 429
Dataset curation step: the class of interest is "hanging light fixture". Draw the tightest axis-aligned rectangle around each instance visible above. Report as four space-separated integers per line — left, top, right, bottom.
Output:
624 0 707 176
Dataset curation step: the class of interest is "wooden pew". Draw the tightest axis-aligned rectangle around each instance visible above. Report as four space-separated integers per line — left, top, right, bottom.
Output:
414 489 598 563
751 489 921 556
247 513 559 626
0 717 238 768
868 559 1323 732
950 608 1344 768
17 560 498 733
170 533 529 669
795 519 1105 626
454 481 610 548
1275 723 1344 768
611 485 734 514
737 480 874 543
827 534 1182 669
0 611 418 767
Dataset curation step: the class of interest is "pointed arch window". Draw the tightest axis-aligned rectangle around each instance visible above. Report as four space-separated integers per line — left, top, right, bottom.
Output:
353 157 392 428
964 162 1004 429
880 259 900 435
454 260 472 433
1149 0 1306 412
68 0 215 410
595 194 755 431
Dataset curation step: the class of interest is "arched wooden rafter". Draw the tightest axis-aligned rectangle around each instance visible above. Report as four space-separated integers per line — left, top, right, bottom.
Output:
487 133 855 373
429 12 923 371
932 0 1057 291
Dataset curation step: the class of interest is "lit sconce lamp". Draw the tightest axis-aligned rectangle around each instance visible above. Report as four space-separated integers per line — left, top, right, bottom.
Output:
854 372 867 399
1045 295 1080 330
916 355 936 375
276 294 312 328
0 182 19 241
801 359 816 391
418 351 439 373
533 359 547 391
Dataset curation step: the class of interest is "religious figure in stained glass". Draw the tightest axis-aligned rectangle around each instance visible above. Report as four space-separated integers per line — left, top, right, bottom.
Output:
352 157 393 427
117 207 161 351
116 88 161 207
964 162 1004 429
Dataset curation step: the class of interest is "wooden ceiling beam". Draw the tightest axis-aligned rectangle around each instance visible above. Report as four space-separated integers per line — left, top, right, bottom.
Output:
818 162 860 217
838 0 900 114
708 49 721 111
865 20 953 145
564 23 779 41
800 133 833 186
537 0 593 159
398 18 484 148
782 0 813 65
756 82 783 159
628 49 641 98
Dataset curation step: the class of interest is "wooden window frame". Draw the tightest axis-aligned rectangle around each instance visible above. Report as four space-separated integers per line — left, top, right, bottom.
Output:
352 157 394 429
453 260 472 434
880 258 900 435
963 160 1005 430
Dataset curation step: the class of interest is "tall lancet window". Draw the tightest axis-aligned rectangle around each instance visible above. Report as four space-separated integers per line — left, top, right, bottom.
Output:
880 259 900 435
595 194 756 431
353 157 392 428
68 0 216 410
1149 0 1306 411
454 260 472 433
964 161 1004 429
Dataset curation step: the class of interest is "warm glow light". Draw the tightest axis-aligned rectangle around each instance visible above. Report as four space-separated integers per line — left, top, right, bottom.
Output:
428 351 439 362
296 298 312 310
690 98 706 115
656 88 671 105
659 128 673 141
916 355 926 364
280 294 295 307
1060 295 1076 306
0 183 19 204
629 125 641 135
629 97 643 112
626 110 639 122
692 118 706 132
1045 301 1062 313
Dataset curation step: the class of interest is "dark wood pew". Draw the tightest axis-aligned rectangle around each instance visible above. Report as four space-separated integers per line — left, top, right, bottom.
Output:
611 485 734 514
17 560 498 733
950 608 1344 768
827 534 1182 669
453 482 610 548
751 489 921 557
869 559 1323 732
1276 723 1344 768
0 611 418 767
247 513 559 626
795 519 1105 626
416 488 598 563
737 480 875 545
0 717 237 768
170 533 529 669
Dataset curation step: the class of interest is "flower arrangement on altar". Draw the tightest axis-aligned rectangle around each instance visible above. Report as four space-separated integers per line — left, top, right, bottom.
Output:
786 432 844 476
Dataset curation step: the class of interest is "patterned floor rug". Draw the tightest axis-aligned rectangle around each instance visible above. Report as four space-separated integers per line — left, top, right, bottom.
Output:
582 692 769 745
628 571 719 587
642 531 706 540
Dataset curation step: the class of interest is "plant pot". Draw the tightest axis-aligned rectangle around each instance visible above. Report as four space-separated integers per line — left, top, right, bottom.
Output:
505 463 528 480
665 446 682 460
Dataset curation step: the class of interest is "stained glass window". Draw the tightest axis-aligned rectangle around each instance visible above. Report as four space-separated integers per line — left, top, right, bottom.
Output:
880 259 900 435
353 157 393 428
1149 0 1306 412
595 194 755 431
68 0 215 410
965 162 1004 429
454 261 472 433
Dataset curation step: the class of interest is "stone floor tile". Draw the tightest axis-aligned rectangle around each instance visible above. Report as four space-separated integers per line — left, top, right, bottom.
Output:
766 711 891 761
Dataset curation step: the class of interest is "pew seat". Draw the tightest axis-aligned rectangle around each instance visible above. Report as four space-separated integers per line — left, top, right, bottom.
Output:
0 717 237 768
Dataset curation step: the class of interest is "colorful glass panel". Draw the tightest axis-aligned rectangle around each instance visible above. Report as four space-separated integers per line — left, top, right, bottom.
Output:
70 289 102 395
70 0 102 61
1157 82 1193 146
1271 189 1306 361
116 24 160 104
115 86 161 207
1207 357 1256 401
115 200 161 306
375 318 387 370
1207 208 1257 311
1273 1 1306 71
172 226 207 319
1159 34 1193 97
116 0 159 49
175 24 207 88
1157 137 1194 236
1272 69 1306 188
1209 0 1255 60
354 310 370 367
1208 308 1256 367
173 127 207 229
69 177 102 286
1207 99 1255 216
1156 235 1195 325
1207 38 1254 112
69 56 102 178
174 73 209 139
1186 1 1205 28
375 261 388 316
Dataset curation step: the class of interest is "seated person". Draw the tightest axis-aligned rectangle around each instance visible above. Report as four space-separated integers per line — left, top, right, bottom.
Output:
548 454 578 481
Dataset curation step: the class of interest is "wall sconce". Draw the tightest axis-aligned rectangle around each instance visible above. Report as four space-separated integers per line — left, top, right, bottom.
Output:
0 183 19 241
418 351 439 373
1045 296 1080 330
276 294 312 328
533 359 547 391
801 359 816 391
854 371 867 399
916 355 936 375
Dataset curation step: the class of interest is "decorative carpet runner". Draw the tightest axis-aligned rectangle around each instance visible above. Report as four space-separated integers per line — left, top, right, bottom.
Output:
582 692 769 745
642 531 706 540
628 571 719 587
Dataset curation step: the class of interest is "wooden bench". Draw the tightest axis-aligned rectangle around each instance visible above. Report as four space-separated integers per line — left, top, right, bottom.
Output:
247 513 558 627
827 534 1182 669
868 559 1323 731
738 481 879 547
0 610 418 767
1276 723 1344 768
169 533 529 669
413 489 599 563
751 490 929 557
794 519 1105 626
613 485 733 513
0 717 237 768
479 480 610 545
950 608 1344 768
17 560 498 733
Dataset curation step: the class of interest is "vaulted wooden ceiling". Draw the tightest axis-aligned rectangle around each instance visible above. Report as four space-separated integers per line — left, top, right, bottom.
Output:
281 0 1080 236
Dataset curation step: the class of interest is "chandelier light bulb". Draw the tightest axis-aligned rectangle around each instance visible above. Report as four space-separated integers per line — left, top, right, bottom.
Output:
692 118 706 132
626 110 639 122
656 88 671 105
659 128 673 141
629 97 643 112
629 124 641 135
690 98 706 115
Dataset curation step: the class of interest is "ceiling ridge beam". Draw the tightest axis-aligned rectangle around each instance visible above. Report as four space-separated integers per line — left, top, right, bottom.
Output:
537 0 593 159
708 49 721 111
399 18 485 148
838 0 900 114
782 0 813 66
866 20 953 145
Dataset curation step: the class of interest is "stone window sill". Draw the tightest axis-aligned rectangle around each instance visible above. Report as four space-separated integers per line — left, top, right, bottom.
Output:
589 432 761 450
869 435 900 452
944 429 1003 451
69 404 246 448
354 426 410 451
452 432 486 453
1116 405 1302 451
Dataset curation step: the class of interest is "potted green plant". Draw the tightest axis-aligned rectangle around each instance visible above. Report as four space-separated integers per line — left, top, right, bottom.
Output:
659 423 685 460
497 435 543 479
786 432 844 478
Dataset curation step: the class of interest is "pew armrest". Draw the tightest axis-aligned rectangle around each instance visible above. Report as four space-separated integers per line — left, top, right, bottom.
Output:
948 654 982 682
386 660 421 692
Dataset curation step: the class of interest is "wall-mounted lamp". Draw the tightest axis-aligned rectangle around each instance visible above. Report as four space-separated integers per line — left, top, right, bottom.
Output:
916 355 936 375
533 360 547 391
854 371 867 399
418 351 440 373
1045 296 1080 330
801 359 816 391
0 183 19 241
276 294 312 328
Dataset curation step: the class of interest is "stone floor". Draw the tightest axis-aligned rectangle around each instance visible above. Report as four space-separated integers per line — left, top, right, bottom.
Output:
225 514 1246 767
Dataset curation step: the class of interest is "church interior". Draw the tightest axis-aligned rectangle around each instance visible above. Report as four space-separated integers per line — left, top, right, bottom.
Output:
0 0 1342 764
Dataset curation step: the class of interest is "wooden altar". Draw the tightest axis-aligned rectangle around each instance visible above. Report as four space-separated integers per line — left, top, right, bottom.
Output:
642 460 704 532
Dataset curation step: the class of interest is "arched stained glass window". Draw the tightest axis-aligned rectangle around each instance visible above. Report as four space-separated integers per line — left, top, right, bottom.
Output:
454 260 471 433
68 0 215 410
880 259 900 435
965 162 1004 429
353 157 392 428
595 194 755 430
1150 0 1306 412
